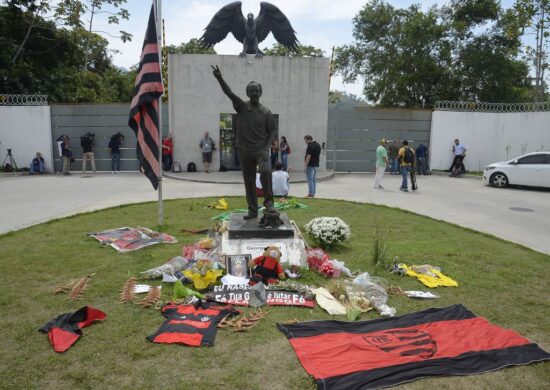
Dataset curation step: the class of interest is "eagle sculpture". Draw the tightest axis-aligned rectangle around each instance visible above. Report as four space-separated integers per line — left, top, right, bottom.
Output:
199 1 299 57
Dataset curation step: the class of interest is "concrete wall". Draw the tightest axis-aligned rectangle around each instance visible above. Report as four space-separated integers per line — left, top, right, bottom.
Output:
0 106 52 172
169 54 330 172
430 111 550 171
327 108 432 172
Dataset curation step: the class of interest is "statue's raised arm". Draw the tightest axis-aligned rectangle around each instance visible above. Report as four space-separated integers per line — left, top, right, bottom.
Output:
211 65 245 111
211 65 230 97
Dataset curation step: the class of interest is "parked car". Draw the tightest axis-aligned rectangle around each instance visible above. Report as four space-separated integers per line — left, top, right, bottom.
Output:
482 152 550 188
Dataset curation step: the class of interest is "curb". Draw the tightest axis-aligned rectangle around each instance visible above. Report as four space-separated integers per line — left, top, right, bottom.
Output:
164 170 336 184
430 170 483 180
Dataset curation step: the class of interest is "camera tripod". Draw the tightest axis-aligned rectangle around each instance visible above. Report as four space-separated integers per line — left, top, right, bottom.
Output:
2 149 18 171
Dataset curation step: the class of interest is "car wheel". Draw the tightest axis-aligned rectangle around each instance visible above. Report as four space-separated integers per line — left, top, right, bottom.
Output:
490 172 509 188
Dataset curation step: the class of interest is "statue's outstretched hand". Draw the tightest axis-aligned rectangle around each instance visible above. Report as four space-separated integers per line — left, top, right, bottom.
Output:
211 65 222 79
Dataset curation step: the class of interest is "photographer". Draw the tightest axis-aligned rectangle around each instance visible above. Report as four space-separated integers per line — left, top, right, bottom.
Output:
109 133 124 173
81 132 96 174
61 136 72 176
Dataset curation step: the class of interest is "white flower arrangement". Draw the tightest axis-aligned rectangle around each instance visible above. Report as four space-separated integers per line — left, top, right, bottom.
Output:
304 217 351 249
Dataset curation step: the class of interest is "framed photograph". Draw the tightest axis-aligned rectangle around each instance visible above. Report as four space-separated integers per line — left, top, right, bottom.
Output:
225 254 252 278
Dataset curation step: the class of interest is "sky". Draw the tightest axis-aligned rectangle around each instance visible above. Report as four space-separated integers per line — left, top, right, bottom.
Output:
101 0 516 97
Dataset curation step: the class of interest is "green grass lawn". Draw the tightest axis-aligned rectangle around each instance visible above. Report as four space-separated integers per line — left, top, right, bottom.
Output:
0 197 548 389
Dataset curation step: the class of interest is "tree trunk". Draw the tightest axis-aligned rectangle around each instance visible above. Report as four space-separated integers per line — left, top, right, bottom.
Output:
83 3 96 70
10 11 38 65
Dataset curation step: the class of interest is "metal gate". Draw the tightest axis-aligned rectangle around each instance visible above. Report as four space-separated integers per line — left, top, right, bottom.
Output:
50 103 168 172
326 108 432 172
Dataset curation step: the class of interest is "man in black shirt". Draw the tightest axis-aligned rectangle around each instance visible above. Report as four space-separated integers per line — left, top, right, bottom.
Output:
81 132 96 173
211 65 277 219
304 135 321 197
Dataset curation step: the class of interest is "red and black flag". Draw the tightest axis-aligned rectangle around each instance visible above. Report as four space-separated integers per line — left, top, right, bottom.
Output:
128 1 164 190
278 304 550 389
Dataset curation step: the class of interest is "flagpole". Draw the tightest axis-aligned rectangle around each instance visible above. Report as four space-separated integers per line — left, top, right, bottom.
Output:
155 0 164 227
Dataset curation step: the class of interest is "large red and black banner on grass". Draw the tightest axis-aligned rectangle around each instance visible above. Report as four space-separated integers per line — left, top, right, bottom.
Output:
128 2 163 190
277 304 550 389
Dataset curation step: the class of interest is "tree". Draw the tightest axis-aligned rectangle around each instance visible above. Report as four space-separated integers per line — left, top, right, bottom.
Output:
262 43 324 57
509 0 550 100
329 90 368 107
334 0 531 106
334 1 452 107
166 38 216 55
6 0 131 70
0 5 133 102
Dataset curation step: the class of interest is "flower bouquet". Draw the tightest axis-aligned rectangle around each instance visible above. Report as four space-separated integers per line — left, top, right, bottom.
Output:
304 217 351 249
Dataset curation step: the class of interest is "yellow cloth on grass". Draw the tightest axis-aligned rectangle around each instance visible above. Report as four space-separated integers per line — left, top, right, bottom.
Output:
214 198 228 210
183 269 223 290
399 263 458 288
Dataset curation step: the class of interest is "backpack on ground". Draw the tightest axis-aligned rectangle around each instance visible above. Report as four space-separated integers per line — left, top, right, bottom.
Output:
172 162 182 173
403 147 414 164
187 162 197 172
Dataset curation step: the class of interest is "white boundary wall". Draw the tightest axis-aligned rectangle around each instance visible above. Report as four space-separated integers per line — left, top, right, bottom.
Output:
169 54 330 172
430 111 550 171
0 106 53 172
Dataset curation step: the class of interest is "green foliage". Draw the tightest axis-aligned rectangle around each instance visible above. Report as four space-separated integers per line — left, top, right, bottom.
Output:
334 0 533 106
371 228 388 271
262 43 325 57
0 4 135 102
510 0 550 100
328 90 368 107
166 38 216 55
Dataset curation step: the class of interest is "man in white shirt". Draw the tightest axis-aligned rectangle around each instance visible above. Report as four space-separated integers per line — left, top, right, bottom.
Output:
450 139 467 177
272 162 290 197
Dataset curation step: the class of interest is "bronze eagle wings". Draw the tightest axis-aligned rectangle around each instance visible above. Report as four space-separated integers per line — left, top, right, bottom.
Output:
199 1 299 57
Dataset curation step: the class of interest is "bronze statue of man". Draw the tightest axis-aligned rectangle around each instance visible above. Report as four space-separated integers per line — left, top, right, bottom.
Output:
211 65 277 220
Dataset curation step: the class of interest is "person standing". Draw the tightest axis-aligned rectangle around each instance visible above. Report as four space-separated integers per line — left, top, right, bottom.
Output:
450 139 467 177
415 143 429 175
199 132 215 173
304 135 321 198
279 136 290 171
374 139 389 189
162 134 173 171
398 140 416 192
29 152 45 174
109 133 124 173
388 139 400 175
81 132 96 173
270 138 279 167
61 136 72 176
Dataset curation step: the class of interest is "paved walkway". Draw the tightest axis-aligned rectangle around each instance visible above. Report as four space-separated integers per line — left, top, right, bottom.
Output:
1 172 549 255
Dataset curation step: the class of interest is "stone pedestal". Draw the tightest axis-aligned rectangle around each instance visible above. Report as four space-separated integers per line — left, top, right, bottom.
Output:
228 213 294 239
222 212 307 267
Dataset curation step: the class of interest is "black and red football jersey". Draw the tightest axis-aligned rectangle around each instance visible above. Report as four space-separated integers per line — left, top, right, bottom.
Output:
39 306 106 353
147 300 239 347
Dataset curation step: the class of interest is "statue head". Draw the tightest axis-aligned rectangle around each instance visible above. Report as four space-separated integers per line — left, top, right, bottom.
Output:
247 13 254 22
246 81 262 104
